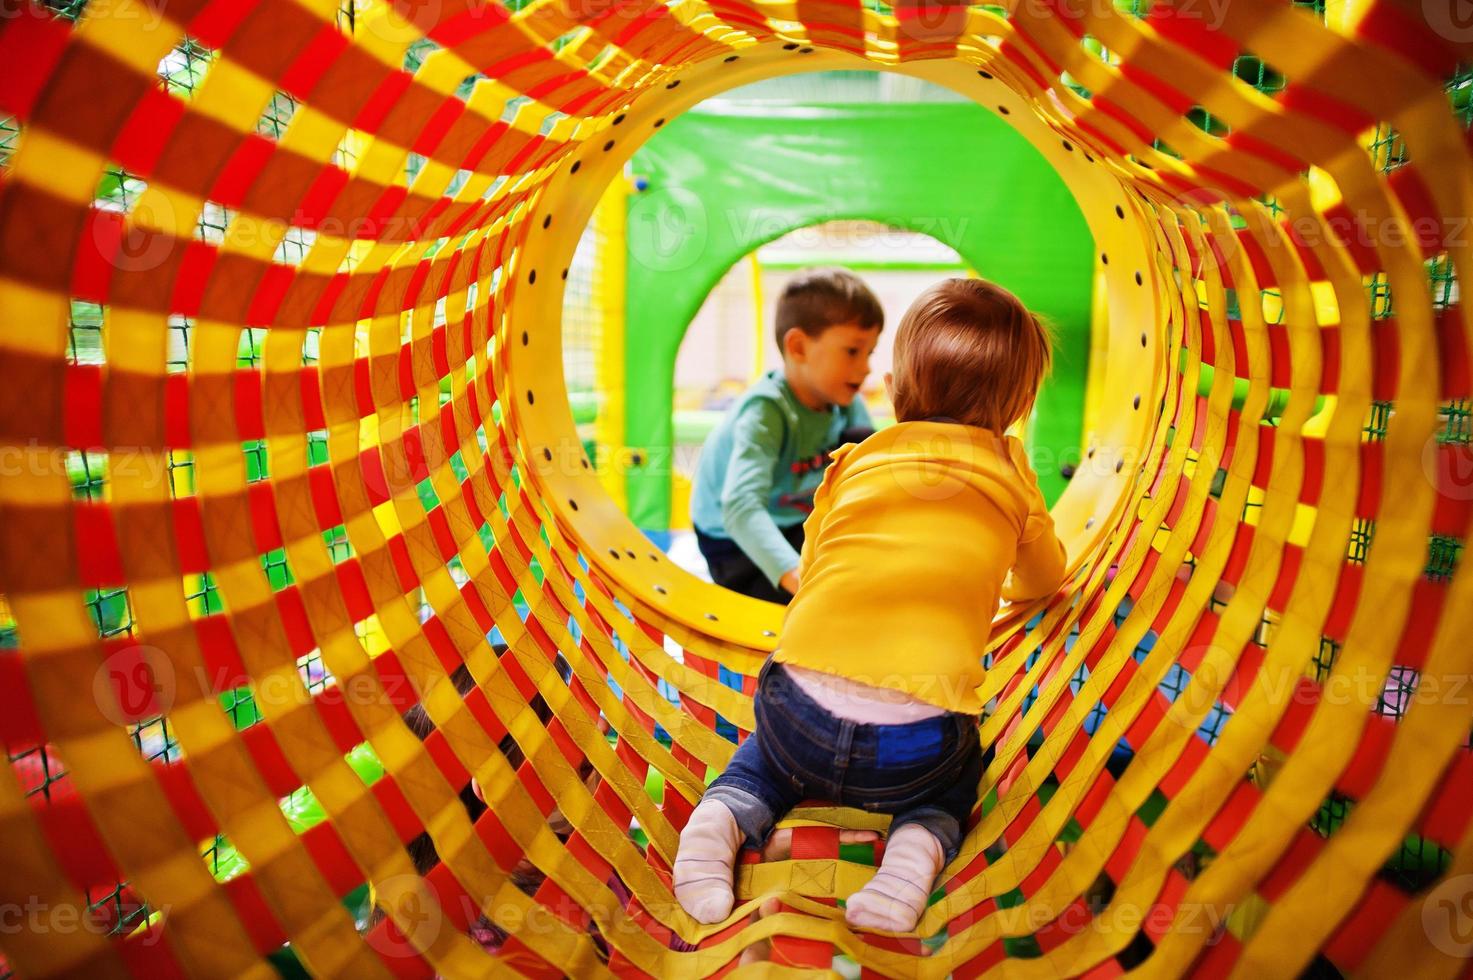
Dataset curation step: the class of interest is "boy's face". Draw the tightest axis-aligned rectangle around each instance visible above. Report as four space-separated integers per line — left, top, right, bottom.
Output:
786 322 879 409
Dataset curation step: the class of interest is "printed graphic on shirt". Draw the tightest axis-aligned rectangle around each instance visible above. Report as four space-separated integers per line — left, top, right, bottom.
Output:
778 444 841 513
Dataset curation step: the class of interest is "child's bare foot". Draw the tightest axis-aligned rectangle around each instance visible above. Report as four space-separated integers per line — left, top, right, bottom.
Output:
844 824 944 933
674 799 743 923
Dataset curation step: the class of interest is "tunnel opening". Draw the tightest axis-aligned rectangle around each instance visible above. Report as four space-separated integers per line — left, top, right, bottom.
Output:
0 0 1469 975
553 66 1101 573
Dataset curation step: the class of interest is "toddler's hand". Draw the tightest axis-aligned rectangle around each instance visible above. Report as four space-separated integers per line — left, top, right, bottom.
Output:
779 568 801 595
759 826 879 861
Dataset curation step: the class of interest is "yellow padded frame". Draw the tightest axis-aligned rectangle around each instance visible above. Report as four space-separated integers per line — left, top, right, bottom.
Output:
0 0 1469 975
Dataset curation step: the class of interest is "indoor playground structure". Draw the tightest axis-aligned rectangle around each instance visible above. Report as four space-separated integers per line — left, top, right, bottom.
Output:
589 90 1094 529
0 0 1470 975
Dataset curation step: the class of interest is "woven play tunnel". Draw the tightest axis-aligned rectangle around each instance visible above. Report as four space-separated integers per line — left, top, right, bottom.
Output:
0 0 1470 974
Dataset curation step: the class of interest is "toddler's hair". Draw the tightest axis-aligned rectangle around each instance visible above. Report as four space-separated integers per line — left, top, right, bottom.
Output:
891 278 1052 431
774 266 884 351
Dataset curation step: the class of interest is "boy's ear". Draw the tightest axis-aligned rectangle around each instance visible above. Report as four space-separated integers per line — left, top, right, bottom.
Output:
783 327 806 362
883 371 894 403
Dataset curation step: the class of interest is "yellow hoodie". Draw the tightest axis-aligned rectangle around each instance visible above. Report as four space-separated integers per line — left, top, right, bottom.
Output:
773 421 1067 714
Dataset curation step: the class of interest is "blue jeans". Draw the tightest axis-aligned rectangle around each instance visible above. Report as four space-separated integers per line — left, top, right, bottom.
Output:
704 659 989 860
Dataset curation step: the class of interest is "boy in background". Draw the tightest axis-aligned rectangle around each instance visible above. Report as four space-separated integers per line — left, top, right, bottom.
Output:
690 268 882 603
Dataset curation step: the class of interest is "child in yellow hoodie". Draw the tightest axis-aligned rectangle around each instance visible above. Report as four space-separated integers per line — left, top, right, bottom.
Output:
673 278 1068 933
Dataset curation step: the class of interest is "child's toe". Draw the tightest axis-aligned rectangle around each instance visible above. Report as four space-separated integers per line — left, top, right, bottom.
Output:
843 888 920 933
678 884 735 924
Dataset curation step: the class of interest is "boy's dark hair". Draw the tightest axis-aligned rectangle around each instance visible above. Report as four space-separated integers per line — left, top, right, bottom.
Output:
774 267 884 353
892 278 1053 431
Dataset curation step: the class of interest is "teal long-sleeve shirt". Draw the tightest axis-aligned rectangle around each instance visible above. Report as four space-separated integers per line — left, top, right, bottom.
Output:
690 370 873 586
